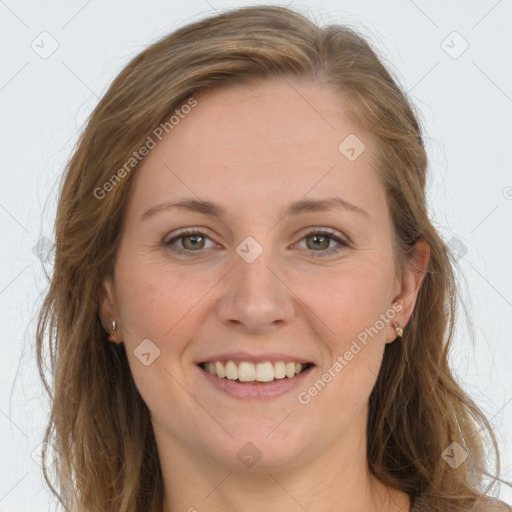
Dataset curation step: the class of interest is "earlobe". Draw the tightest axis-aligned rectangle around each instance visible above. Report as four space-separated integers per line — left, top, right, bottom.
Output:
392 238 430 330
98 274 121 341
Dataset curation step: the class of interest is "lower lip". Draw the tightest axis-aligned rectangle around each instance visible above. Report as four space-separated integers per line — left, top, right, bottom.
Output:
197 365 314 400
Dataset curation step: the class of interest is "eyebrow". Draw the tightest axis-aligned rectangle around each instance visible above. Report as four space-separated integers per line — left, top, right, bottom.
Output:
140 196 369 222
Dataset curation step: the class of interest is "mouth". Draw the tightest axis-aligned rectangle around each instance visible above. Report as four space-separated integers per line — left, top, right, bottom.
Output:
197 360 314 384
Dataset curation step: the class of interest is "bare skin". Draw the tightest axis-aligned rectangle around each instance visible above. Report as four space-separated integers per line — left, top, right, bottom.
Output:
100 77 429 512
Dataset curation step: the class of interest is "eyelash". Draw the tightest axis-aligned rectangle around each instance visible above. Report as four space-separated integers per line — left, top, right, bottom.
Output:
164 227 350 258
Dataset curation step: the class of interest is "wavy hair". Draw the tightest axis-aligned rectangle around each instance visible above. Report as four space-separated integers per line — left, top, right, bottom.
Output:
36 5 510 511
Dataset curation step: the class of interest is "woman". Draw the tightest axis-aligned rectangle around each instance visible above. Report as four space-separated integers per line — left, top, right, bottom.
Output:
36 5 511 512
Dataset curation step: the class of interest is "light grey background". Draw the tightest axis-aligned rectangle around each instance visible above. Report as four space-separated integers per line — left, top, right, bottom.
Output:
1 0 511 510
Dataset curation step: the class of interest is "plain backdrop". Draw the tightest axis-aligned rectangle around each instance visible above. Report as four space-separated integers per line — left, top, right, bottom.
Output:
0 0 511 510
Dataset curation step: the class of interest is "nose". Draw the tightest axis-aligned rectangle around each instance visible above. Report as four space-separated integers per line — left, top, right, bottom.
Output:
215 241 296 333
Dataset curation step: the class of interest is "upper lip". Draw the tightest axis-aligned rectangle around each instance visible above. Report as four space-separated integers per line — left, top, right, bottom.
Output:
197 351 314 365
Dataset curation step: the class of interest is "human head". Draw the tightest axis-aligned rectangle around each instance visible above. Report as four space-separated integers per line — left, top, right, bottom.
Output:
37 5 500 511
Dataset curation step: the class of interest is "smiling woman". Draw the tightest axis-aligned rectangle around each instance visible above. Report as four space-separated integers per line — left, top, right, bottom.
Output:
36 5 510 512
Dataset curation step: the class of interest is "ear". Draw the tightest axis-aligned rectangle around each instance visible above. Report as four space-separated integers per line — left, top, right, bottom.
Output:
98 274 122 343
389 238 430 340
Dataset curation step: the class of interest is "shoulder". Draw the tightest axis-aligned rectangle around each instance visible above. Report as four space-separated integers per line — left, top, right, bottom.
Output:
410 494 512 512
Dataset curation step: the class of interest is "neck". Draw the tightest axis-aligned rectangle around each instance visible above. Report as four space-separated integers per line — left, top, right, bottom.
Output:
155 417 410 512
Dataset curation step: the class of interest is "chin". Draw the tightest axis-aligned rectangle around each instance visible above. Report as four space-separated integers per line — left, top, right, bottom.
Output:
207 419 315 471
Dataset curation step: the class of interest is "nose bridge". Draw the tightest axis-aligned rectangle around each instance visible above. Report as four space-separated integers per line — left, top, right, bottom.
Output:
236 237 277 291
216 233 294 331
234 233 282 303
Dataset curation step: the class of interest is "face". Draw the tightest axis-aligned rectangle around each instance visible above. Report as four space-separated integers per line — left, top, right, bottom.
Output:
100 77 427 472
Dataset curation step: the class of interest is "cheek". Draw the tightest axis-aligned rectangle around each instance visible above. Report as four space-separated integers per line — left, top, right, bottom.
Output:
112 257 203 421
112 254 224 408
300 261 395 345
297 275 391 418
296 261 395 407
114 251 211 342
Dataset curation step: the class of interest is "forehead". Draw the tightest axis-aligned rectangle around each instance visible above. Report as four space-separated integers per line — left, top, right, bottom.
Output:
126 77 385 223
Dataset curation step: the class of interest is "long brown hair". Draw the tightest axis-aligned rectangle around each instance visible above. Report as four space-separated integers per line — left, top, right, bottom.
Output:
36 5 510 511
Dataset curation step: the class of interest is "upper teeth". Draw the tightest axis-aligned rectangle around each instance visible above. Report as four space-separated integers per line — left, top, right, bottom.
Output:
204 361 305 382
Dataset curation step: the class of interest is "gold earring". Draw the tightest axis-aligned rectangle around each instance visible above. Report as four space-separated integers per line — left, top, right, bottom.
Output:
109 320 117 342
393 322 403 338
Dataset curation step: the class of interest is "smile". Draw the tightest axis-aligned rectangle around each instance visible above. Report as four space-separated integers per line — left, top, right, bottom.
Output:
199 360 313 383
